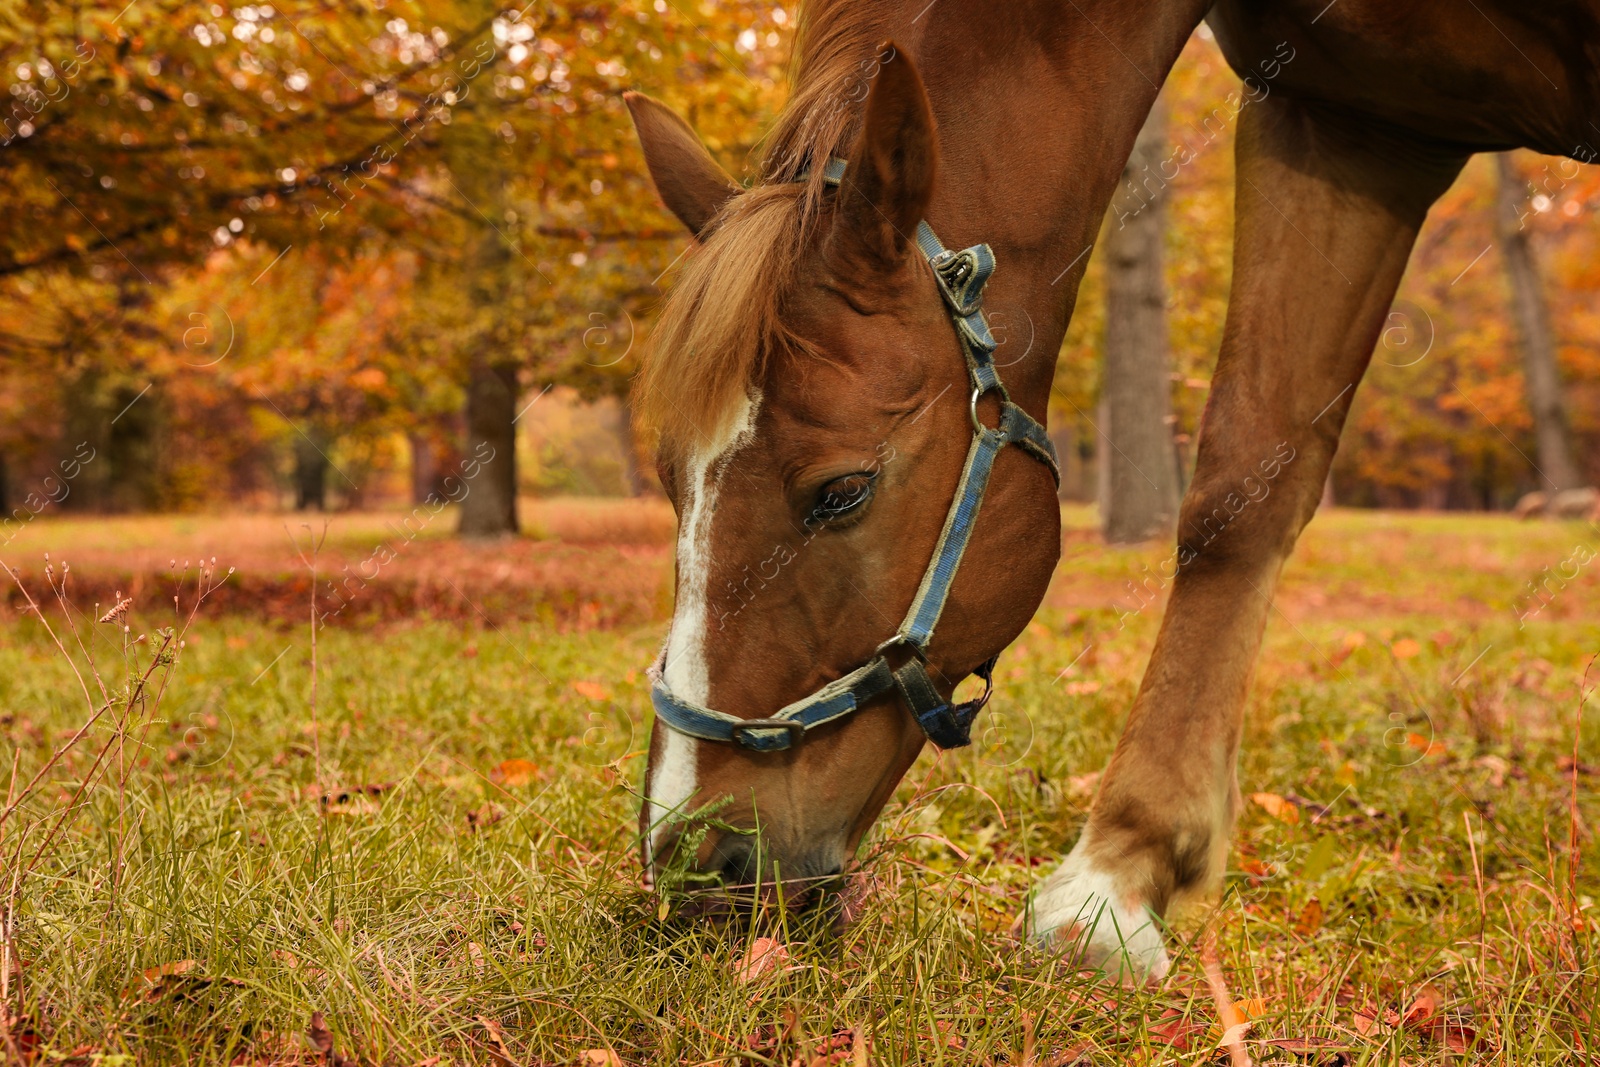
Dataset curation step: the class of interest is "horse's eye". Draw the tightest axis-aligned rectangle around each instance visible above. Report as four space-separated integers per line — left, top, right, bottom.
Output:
809 472 875 527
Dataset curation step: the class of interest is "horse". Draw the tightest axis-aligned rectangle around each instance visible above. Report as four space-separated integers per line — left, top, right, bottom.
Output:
624 0 1600 979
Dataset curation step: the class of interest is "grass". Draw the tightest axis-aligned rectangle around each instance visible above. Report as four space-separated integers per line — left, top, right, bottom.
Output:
1 503 1597 1064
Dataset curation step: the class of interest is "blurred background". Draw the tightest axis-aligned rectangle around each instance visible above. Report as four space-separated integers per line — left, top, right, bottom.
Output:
1 2 1595 550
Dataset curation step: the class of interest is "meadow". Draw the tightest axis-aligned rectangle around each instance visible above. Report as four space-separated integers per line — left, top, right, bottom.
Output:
0 502 1596 1065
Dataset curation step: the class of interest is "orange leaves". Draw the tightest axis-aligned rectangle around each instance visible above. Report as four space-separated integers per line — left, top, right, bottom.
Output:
571 679 612 702
1292 898 1324 936
489 758 539 787
733 937 789 985
1251 792 1301 825
1352 986 1480 1054
1390 637 1422 660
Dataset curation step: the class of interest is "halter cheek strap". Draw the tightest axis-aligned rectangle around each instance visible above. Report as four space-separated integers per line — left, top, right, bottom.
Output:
649 157 1059 753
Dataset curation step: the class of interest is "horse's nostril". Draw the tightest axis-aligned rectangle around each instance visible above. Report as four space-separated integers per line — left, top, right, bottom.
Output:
716 840 756 885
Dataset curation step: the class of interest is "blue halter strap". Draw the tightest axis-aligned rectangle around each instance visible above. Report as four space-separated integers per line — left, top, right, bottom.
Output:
649 157 1059 753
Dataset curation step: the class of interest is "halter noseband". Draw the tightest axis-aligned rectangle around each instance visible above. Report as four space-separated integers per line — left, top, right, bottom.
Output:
649 157 1060 753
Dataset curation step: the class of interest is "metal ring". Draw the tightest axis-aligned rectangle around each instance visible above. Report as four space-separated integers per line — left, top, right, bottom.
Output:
969 385 1006 435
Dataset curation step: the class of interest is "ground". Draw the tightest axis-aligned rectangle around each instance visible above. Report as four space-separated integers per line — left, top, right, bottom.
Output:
0 502 1596 1065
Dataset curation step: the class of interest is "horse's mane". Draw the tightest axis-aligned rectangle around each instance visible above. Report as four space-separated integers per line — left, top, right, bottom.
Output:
637 0 901 451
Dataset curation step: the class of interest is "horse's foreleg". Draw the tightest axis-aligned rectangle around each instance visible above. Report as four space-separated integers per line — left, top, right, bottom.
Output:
1029 95 1466 980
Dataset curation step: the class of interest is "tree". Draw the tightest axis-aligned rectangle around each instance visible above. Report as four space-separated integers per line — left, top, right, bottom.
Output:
1099 98 1180 543
1494 152 1586 493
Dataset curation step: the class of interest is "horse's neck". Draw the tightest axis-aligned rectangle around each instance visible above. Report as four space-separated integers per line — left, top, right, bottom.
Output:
906 0 1208 407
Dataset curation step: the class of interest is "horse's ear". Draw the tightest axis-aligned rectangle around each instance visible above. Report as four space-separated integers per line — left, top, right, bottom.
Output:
625 91 740 237
830 43 938 268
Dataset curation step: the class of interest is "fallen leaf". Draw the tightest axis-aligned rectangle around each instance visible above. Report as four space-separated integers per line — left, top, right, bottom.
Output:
1392 638 1422 659
572 680 611 701
1150 1008 1207 1051
577 1051 622 1067
307 1010 334 1056
1238 858 1272 880
1401 988 1439 1028
1217 1020 1253 1048
489 758 539 787
141 960 198 986
1234 998 1270 1021
734 937 789 984
475 1015 516 1067
1405 732 1447 757
1294 898 1325 935
1040 1040 1094 1066
1251 792 1301 824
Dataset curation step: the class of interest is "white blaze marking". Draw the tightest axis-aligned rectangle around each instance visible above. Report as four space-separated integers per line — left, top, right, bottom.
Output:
647 393 760 857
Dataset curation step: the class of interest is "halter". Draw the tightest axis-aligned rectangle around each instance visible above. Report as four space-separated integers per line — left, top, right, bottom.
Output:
649 157 1059 753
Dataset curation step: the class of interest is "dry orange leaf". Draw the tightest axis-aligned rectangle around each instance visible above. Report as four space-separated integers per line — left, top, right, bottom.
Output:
1391 637 1422 659
1233 998 1270 1021
572 680 611 701
734 937 789 984
1294 898 1324 935
577 1051 623 1067
489 758 539 787
1251 792 1301 824
1402 987 1440 1028
1406 732 1447 756
141 960 197 985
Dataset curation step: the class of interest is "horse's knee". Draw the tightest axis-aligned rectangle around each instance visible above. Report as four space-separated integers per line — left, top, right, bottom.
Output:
1175 439 1324 571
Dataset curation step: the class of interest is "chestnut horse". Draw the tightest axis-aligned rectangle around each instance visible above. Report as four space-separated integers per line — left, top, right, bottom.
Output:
626 0 1599 978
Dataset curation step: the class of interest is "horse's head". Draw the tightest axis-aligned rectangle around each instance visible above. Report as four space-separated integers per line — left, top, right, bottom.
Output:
627 47 1060 896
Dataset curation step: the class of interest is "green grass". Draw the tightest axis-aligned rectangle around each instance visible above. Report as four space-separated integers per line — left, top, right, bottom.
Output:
1 507 1597 1065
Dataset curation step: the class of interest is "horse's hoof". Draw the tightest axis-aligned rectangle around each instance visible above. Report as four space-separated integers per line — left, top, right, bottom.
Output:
1027 843 1171 984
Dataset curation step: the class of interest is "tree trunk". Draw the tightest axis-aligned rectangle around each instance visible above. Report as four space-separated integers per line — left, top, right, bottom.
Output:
293 432 329 511
617 393 649 496
458 359 519 537
1494 153 1585 492
408 430 439 504
1100 98 1180 543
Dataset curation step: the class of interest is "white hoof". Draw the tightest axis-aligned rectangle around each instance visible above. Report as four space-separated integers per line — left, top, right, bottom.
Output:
1028 841 1171 983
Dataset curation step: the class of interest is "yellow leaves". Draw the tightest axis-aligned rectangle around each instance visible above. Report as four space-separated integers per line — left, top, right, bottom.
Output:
1250 792 1300 825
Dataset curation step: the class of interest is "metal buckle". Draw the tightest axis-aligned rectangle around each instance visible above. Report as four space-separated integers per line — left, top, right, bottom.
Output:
728 718 805 750
932 249 985 317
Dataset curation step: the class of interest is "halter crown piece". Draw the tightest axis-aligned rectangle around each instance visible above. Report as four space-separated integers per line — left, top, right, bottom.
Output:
649 158 1060 753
